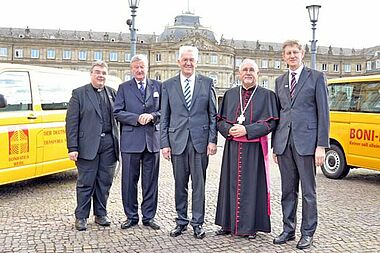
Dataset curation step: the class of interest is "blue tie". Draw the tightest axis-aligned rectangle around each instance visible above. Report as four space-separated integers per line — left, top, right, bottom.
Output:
138 81 145 98
183 79 191 110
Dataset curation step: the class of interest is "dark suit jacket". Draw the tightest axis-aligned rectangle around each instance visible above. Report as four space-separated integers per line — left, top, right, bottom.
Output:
160 73 217 155
65 83 120 160
113 78 161 153
272 67 330 155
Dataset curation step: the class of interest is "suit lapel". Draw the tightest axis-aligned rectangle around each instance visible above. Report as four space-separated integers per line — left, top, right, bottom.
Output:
280 73 292 104
145 79 153 103
131 79 144 103
173 75 187 106
105 86 115 108
85 84 102 118
191 75 202 109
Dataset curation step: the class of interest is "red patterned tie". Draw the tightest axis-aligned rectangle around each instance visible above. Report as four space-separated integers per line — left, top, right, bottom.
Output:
290 72 297 98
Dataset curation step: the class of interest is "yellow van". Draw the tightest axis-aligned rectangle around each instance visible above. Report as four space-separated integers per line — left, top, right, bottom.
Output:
322 74 380 179
0 63 122 185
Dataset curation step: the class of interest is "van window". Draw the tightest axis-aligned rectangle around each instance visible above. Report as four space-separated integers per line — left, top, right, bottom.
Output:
0 71 32 111
35 71 88 110
328 83 353 111
359 82 380 112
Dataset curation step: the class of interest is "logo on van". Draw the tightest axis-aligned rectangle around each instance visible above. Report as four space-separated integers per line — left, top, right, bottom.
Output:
8 129 29 155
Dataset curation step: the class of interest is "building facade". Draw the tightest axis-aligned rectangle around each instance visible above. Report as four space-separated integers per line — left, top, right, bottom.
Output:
1 11 379 99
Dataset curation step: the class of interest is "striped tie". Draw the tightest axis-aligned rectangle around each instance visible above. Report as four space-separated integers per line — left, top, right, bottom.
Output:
138 81 145 98
290 72 297 98
183 79 191 110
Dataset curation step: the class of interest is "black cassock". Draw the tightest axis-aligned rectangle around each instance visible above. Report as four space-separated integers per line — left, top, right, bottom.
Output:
215 85 279 236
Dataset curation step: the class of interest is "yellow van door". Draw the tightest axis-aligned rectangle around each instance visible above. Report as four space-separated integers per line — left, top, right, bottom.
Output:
0 71 41 185
31 70 77 175
349 113 380 167
347 82 380 169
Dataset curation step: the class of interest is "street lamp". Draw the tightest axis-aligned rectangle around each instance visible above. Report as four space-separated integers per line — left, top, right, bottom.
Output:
306 4 321 70
127 0 140 57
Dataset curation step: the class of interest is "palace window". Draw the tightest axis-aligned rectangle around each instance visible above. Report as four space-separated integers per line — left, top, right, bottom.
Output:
63 50 72 60
47 49 55 59
78 51 87 61
31 49 39 59
109 52 118 62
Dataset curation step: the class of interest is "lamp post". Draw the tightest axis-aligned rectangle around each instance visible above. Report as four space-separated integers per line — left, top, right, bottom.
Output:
306 4 321 70
127 0 140 57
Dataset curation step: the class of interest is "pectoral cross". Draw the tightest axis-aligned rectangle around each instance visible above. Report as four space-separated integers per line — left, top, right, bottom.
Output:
237 114 245 124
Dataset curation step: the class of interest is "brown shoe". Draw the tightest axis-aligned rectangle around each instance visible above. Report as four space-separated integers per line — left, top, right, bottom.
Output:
95 216 111 226
75 218 87 231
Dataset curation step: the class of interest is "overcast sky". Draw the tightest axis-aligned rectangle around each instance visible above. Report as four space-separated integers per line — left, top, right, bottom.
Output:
1 0 378 49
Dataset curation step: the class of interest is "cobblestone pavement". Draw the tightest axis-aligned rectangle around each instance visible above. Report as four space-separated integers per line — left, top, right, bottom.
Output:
0 142 379 253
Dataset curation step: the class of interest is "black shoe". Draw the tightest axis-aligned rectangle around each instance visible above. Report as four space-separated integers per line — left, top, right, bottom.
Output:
120 219 138 229
169 224 187 237
246 234 257 240
193 225 206 239
215 228 231 236
143 219 161 230
75 218 87 231
273 231 296 244
296 235 313 249
95 216 111 226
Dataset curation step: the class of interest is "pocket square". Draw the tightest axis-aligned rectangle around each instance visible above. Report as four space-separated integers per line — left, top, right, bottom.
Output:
153 91 160 97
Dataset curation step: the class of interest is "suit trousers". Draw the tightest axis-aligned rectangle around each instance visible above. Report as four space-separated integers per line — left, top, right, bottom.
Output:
277 131 317 236
75 134 117 219
171 136 209 227
121 149 159 223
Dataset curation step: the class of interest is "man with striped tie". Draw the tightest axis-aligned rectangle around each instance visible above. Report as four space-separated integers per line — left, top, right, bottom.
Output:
161 45 218 239
272 40 330 250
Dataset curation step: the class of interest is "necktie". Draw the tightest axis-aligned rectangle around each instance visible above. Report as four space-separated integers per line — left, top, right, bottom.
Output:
138 81 145 98
290 72 297 98
183 79 191 110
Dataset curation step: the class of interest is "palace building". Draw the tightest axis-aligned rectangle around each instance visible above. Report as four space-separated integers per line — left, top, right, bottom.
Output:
1 11 379 99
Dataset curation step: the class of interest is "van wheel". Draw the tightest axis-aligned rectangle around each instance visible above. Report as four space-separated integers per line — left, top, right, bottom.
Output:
321 144 350 179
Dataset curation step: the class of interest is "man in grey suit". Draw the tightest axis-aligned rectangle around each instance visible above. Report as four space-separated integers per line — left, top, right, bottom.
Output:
272 40 329 249
66 61 120 231
161 45 217 239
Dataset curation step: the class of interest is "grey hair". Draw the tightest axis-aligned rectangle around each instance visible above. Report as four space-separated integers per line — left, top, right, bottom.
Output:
239 59 259 72
131 54 149 69
90 60 108 73
178 45 198 62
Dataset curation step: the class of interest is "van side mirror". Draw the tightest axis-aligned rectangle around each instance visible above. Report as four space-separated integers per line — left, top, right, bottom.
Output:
0 94 7 108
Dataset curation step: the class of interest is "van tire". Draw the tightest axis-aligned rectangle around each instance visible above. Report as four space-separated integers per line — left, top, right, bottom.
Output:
321 144 350 179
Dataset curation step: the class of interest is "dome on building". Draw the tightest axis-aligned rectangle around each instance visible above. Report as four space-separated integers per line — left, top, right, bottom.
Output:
159 11 216 42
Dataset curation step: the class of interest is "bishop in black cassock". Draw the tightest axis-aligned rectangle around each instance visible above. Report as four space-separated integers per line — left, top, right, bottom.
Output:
215 59 279 238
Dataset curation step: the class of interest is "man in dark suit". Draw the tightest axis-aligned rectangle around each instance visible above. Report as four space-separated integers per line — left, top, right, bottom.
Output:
272 40 330 249
161 45 218 239
66 60 120 231
113 54 161 230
